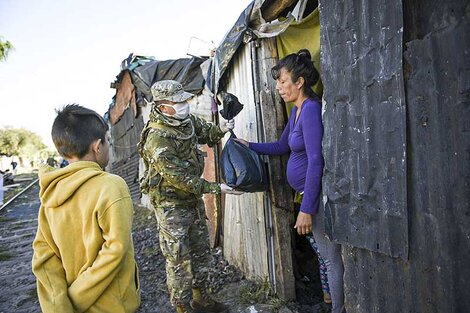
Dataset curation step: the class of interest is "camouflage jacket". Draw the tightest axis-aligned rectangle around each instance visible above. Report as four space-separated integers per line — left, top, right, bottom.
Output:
139 108 225 205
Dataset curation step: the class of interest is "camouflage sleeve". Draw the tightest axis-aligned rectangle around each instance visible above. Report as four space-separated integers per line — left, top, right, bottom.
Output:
191 115 226 147
144 132 221 195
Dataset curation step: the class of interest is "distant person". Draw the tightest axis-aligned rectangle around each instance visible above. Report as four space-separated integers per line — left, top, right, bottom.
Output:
10 160 18 175
46 157 57 167
138 80 240 313
1 169 14 185
235 49 345 312
32 104 140 313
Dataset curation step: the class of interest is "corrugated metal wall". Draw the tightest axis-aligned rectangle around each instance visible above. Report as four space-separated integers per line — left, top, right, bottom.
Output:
320 0 408 259
401 0 470 311
109 105 144 201
320 0 470 312
223 43 270 279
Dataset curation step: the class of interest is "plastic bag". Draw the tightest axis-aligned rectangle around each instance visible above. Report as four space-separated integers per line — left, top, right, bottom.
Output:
221 133 268 192
219 91 244 120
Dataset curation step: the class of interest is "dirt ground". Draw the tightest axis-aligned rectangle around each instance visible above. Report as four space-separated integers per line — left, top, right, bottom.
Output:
0 173 41 313
0 173 330 313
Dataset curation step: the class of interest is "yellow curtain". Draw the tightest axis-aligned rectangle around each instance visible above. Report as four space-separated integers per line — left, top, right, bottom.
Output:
276 8 322 115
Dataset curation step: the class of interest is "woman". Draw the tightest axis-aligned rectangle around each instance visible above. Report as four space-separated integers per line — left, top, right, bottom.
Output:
235 49 345 313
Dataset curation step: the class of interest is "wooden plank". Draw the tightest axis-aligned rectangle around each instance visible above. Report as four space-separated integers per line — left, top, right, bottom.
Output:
256 37 296 300
261 0 298 22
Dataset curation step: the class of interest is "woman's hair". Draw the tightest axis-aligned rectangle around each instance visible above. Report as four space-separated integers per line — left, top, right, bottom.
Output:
51 104 109 158
271 49 319 97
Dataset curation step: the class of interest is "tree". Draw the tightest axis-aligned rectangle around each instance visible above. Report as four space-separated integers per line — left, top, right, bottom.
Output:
0 127 47 159
0 37 14 62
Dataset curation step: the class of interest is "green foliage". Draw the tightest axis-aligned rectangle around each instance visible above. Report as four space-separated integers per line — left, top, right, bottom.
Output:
0 37 14 62
0 127 47 159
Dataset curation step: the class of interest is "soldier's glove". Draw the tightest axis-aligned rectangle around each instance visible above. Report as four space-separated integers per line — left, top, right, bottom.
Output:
220 183 243 195
221 119 235 133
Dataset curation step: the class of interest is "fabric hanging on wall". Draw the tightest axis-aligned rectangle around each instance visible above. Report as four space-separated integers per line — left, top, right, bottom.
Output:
276 8 322 116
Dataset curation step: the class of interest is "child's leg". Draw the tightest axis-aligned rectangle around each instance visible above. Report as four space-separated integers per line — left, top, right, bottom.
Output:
306 235 331 295
312 209 345 313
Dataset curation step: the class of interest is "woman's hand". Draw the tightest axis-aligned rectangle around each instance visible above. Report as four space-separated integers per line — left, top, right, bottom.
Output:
294 211 313 235
233 138 249 147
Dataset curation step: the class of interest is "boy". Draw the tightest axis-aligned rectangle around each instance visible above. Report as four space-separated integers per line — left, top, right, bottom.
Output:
32 104 140 313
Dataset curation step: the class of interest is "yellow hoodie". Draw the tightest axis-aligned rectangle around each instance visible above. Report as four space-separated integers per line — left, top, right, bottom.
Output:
32 161 140 313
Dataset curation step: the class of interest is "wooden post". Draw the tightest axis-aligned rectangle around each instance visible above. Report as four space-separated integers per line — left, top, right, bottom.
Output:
261 0 298 22
255 38 296 301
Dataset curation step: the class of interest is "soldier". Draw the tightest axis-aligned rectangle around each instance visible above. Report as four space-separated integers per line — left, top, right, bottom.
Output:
139 80 241 313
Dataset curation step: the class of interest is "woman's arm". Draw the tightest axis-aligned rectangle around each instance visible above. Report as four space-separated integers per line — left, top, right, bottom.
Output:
299 101 324 215
248 111 294 156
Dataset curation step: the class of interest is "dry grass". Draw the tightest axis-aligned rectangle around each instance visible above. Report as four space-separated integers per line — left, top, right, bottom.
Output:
238 277 285 311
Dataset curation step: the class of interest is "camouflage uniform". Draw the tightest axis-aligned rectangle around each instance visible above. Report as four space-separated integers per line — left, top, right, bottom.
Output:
139 107 225 306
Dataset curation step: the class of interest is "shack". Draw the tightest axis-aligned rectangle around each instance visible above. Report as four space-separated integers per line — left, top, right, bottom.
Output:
106 0 470 311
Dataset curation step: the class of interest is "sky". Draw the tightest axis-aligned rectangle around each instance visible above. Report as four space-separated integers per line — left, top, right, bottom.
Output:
0 0 252 148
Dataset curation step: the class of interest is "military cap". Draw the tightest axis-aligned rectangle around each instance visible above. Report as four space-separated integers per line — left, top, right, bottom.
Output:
151 80 194 103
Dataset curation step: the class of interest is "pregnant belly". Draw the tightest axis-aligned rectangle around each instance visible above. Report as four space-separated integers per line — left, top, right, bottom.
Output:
286 155 307 192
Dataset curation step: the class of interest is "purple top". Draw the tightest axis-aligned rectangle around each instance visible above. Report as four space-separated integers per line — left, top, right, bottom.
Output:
249 98 324 214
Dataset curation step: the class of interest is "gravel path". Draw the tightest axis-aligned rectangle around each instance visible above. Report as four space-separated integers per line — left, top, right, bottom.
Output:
0 177 41 313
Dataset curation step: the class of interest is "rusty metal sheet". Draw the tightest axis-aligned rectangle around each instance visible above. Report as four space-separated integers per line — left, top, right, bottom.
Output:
109 71 135 125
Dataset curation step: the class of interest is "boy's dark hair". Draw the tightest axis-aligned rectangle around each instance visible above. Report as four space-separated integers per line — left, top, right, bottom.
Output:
51 104 109 158
271 49 320 98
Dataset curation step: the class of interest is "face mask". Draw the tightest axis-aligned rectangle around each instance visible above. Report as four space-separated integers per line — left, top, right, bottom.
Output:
161 102 190 120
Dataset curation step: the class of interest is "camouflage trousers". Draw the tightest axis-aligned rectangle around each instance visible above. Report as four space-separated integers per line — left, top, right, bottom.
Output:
151 198 212 306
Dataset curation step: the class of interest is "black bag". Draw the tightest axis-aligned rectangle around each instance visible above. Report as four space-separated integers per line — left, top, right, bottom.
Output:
219 91 244 120
221 133 268 192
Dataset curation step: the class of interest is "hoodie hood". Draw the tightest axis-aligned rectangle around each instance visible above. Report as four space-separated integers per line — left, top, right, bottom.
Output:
39 161 103 208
